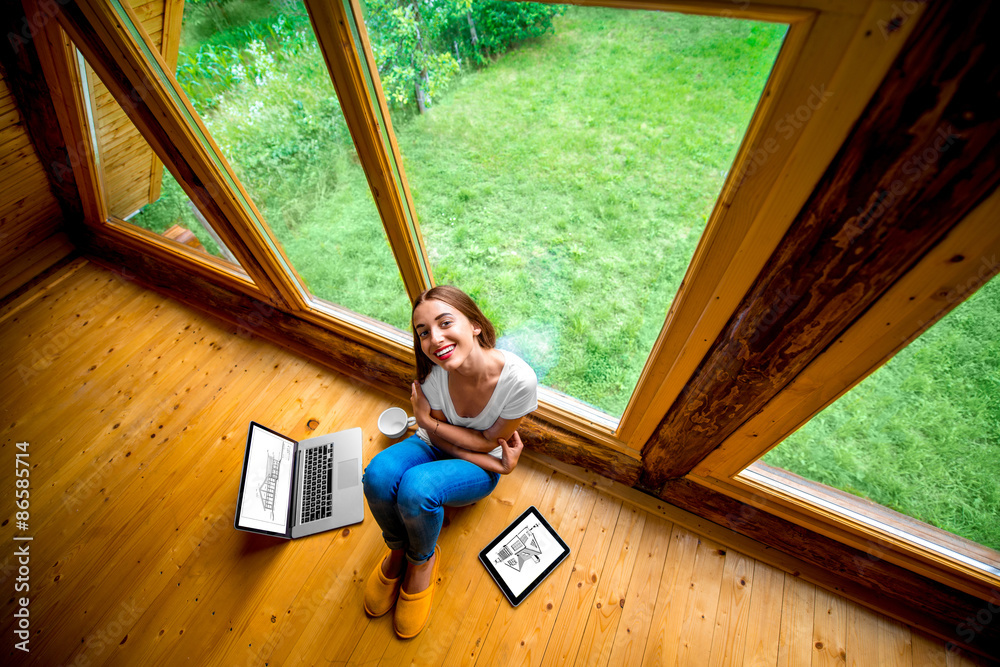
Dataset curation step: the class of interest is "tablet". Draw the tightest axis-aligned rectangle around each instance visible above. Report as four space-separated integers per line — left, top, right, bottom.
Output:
479 506 570 606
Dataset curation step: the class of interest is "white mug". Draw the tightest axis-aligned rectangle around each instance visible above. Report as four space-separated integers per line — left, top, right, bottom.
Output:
377 407 416 439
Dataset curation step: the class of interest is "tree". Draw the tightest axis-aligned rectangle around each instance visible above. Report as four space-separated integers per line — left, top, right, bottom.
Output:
363 0 563 113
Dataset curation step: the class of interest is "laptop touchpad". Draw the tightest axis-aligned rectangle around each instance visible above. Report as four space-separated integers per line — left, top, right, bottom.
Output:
338 458 359 489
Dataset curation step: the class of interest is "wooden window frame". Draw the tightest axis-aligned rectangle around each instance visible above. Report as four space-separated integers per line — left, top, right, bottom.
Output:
689 186 1000 599
42 0 915 442
32 0 999 603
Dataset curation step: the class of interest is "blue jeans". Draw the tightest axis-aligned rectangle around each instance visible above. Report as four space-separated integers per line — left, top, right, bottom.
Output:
363 435 500 564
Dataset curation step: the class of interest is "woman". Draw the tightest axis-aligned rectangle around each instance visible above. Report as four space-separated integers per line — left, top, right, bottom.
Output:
362 285 537 638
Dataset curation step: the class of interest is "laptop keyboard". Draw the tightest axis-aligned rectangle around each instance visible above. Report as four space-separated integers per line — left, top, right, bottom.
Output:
302 445 334 523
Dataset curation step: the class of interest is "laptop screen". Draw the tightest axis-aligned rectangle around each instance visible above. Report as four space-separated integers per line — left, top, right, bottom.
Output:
235 423 296 536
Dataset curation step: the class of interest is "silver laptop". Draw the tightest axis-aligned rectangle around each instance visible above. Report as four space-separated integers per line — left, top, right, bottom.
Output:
234 421 364 539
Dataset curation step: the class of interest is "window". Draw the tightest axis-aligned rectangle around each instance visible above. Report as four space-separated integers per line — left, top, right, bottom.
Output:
762 275 1000 551
690 186 1000 591
356 1 786 419
167 1 413 328
77 48 244 266
47 0 998 601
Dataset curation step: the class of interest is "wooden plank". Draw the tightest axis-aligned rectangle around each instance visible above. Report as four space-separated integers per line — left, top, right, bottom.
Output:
677 532 730 664
0 229 74 300
641 528 729 665
0 154 50 191
813 588 848 666
0 130 36 171
0 121 31 151
846 603 881 667
877 614 913 667
574 505 646 667
606 514 674 666
0 88 16 115
777 574 816 667
0 118 31 146
169 388 387 666
3 308 286 661
640 526 699 666
657 477 1000 658
51 352 316 663
911 630 948 666
540 493 624 667
0 207 63 252
0 106 21 129
741 561 785 666
99 121 148 155
0 188 64 226
708 549 756 666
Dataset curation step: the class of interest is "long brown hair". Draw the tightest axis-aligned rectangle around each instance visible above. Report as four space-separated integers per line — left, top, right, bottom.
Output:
412 285 496 383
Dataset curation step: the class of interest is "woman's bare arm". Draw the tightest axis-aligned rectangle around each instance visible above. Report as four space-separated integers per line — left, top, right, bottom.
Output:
430 432 524 475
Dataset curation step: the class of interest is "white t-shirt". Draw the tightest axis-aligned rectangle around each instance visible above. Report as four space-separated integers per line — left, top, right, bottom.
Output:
417 349 538 458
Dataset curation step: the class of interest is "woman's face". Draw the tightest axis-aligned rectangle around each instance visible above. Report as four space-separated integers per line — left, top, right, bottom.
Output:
412 298 481 371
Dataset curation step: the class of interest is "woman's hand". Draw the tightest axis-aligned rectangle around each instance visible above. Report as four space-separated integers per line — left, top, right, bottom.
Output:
497 431 524 475
410 381 433 430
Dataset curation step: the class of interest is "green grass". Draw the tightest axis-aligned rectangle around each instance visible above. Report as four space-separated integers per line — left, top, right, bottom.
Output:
124 2 999 549
135 4 786 416
395 7 785 413
763 277 1000 550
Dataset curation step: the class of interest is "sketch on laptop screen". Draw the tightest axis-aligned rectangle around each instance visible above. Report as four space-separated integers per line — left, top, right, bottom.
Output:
238 426 294 532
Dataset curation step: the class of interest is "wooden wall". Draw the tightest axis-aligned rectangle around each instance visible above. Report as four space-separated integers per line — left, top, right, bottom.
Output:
0 66 74 300
84 0 182 219
0 0 181 300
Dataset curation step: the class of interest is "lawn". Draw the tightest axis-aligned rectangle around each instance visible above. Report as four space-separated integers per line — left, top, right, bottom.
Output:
134 3 786 416
125 1 997 550
764 276 1000 550
395 7 785 415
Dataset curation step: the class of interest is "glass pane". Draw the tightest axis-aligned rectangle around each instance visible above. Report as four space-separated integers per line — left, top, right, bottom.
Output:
172 0 412 329
359 1 786 416
763 276 1000 550
78 49 243 266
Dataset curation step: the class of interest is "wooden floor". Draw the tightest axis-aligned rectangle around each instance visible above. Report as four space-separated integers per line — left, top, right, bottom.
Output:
0 258 993 667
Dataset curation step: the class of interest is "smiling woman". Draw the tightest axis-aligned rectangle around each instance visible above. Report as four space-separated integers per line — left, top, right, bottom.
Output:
363 284 538 637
